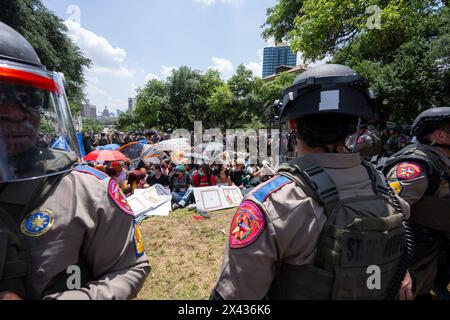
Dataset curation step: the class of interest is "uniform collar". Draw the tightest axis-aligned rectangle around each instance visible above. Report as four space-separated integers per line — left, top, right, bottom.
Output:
417 143 450 166
299 152 362 169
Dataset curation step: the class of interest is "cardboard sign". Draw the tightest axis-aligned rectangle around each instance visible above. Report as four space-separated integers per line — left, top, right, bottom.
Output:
127 186 172 218
193 185 243 212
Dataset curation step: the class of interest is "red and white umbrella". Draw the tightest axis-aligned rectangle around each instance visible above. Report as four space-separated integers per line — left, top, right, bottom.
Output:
83 150 129 163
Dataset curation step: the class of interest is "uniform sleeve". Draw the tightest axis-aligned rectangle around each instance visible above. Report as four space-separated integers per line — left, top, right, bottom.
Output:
386 162 429 206
214 201 278 300
43 179 150 300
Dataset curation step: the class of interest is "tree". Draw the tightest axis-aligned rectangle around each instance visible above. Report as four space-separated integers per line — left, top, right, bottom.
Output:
0 0 91 107
263 0 450 123
82 119 104 133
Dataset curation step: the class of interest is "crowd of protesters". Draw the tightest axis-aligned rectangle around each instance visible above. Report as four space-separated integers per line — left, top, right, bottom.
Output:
74 122 416 212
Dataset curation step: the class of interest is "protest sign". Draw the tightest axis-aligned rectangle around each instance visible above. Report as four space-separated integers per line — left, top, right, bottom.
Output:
193 185 243 212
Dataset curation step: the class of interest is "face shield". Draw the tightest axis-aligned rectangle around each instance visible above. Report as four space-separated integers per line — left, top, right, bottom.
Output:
0 62 80 183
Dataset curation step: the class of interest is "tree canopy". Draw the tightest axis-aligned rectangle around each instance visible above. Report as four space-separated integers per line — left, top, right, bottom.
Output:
0 0 91 110
263 0 450 123
125 65 293 132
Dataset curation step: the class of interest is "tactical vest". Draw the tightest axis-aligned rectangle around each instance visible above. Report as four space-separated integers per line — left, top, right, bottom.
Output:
382 144 450 270
0 206 30 298
268 157 409 300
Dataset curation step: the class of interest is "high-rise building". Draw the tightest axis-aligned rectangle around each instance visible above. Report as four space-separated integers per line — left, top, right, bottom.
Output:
262 45 297 78
81 101 97 119
128 97 136 112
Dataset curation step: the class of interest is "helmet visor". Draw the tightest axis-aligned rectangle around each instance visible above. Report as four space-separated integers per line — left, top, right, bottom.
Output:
0 63 80 182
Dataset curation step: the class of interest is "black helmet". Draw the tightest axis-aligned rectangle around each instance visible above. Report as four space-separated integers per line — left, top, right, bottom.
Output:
279 64 375 122
0 22 43 68
0 22 80 183
411 107 450 139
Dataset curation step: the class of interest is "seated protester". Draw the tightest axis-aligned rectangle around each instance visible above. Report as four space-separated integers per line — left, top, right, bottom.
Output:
211 164 221 178
170 165 193 210
110 161 127 190
192 164 216 188
146 164 170 188
185 163 197 179
161 159 171 176
247 163 263 187
124 170 145 196
216 167 233 187
230 158 245 189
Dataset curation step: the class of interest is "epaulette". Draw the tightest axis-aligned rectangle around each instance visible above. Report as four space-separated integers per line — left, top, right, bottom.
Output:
250 175 292 203
73 164 109 181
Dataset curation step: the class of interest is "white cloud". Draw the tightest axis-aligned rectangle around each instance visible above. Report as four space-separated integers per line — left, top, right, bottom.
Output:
193 0 242 6
161 66 176 79
245 62 262 77
210 57 234 79
145 73 160 82
64 20 127 67
243 48 263 77
63 20 137 112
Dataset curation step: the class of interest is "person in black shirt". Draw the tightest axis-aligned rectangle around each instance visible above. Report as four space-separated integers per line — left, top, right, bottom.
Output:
146 164 170 187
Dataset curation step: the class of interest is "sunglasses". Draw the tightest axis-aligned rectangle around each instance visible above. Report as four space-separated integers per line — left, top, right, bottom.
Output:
0 83 47 112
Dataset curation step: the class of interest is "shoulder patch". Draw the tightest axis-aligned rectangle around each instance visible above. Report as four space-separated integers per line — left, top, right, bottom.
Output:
74 165 108 181
396 162 424 180
229 201 266 249
251 175 292 203
389 181 403 194
133 223 145 257
108 179 135 216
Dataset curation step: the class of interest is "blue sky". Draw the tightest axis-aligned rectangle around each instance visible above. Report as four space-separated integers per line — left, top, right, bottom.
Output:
42 0 279 114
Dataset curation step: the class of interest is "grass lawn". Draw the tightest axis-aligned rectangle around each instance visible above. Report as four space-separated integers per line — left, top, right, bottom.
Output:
136 207 236 300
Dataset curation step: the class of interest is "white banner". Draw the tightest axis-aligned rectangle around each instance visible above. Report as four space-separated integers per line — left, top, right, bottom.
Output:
193 185 243 212
127 185 172 218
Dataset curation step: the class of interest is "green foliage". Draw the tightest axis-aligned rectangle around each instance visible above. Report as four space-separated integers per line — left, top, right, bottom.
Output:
263 0 450 123
39 118 56 135
116 111 145 132
133 65 278 131
82 118 104 133
0 0 91 105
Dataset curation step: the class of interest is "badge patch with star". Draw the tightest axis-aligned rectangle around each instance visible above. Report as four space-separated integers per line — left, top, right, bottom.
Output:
229 201 266 249
396 162 423 180
108 179 134 216
21 210 54 237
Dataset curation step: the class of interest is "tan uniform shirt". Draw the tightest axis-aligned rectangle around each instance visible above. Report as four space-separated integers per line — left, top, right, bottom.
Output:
386 143 450 295
0 169 150 300
215 153 409 300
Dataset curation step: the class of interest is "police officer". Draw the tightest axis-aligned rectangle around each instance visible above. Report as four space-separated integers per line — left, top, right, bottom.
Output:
211 64 413 300
383 107 450 299
0 22 150 300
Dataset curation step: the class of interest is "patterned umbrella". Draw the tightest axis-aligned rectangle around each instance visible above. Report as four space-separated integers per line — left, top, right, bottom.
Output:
155 138 191 152
119 142 163 160
84 150 129 162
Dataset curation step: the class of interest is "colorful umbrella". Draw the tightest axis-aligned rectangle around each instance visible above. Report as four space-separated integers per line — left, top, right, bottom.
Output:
118 142 163 160
155 138 191 152
95 144 120 151
83 150 129 162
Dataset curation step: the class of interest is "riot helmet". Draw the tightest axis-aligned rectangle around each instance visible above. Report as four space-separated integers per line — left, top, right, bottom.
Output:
276 64 375 160
0 22 80 183
411 107 450 148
